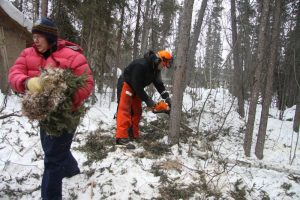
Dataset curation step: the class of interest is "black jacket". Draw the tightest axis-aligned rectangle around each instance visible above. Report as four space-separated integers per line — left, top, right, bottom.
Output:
123 51 167 107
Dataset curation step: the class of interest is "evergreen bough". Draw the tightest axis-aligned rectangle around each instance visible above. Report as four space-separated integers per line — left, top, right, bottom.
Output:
22 67 87 136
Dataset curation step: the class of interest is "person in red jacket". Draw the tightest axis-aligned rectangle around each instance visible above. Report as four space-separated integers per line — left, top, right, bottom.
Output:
116 50 173 149
8 18 94 200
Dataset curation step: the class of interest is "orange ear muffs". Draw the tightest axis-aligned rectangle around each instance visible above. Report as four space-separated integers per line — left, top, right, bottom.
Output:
157 50 173 68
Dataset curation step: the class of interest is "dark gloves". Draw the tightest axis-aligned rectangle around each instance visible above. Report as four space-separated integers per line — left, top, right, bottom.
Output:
161 91 171 107
165 97 171 108
161 91 169 99
146 98 156 108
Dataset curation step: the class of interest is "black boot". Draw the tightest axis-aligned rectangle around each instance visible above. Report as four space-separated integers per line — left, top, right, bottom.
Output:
116 138 136 149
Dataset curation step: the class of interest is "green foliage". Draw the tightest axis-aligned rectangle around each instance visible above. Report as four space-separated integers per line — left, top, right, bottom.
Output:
49 0 80 44
159 0 179 48
259 190 270 200
158 183 198 200
40 69 88 136
281 182 296 197
230 179 247 200
275 1 300 108
76 132 115 166
204 0 223 87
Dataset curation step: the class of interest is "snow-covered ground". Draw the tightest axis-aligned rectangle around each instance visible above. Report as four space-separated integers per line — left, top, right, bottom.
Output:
0 88 299 200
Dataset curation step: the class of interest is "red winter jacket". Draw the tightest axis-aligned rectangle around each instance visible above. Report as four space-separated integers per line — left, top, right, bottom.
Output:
8 39 94 110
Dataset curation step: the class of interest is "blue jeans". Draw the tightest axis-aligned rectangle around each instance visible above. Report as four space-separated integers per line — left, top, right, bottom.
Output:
40 128 80 200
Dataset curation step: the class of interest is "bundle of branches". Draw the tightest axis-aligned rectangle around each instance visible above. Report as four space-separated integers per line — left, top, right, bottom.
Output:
22 67 87 136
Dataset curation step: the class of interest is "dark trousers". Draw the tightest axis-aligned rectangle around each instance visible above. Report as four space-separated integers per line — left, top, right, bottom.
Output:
40 128 80 200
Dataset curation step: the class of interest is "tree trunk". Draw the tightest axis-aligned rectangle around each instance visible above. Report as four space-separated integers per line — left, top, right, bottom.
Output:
186 0 208 86
255 0 283 159
294 96 300 132
33 0 39 21
111 5 125 102
140 0 151 54
53 0 61 24
293 4 300 132
237 0 253 101
98 7 112 94
13 0 23 12
243 0 271 157
0 27 9 94
41 0 48 17
168 0 194 145
133 0 142 59
231 0 244 117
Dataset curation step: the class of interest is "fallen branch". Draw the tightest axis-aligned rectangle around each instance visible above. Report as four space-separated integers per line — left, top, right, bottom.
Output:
227 158 300 176
0 93 8 113
0 111 22 119
192 149 300 176
216 97 236 136
196 88 213 134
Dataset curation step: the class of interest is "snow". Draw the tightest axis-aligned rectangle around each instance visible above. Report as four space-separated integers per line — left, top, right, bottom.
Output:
0 0 32 31
1 88 300 199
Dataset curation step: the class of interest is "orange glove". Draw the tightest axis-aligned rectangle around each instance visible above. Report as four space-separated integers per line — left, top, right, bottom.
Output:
153 100 170 113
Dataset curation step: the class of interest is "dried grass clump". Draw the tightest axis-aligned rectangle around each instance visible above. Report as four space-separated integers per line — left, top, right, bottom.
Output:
22 67 68 121
21 67 87 136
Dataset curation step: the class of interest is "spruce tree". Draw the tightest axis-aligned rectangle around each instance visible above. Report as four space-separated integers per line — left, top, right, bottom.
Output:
204 0 223 88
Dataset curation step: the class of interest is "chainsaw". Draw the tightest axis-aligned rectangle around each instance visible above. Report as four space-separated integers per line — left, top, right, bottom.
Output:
152 100 170 114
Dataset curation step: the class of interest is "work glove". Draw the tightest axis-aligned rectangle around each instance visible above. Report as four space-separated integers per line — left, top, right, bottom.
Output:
26 77 43 93
165 97 172 108
161 91 169 99
152 100 170 113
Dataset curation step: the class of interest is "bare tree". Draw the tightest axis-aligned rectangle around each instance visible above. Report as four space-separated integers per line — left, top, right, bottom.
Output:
41 0 48 17
255 0 283 159
0 27 9 94
13 0 23 11
133 0 142 59
140 0 151 55
168 0 194 145
231 0 244 117
186 0 208 86
112 4 125 102
293 4 300 133
243 0 271 157
33 0 39 21
294 96 300 132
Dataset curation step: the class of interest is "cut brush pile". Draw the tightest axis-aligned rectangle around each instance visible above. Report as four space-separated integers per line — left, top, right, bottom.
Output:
22 67 87 136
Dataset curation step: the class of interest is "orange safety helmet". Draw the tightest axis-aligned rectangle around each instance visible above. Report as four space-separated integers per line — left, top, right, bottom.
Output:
157 50 173 68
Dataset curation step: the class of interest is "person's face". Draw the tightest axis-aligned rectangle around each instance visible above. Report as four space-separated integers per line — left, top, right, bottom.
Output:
32 33 49 53
157 62 165 70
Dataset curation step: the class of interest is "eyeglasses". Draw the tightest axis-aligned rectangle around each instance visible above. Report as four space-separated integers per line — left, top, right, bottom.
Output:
32 34 44 41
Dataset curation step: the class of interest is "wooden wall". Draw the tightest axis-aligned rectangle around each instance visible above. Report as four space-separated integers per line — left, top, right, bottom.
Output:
0 7 32 93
